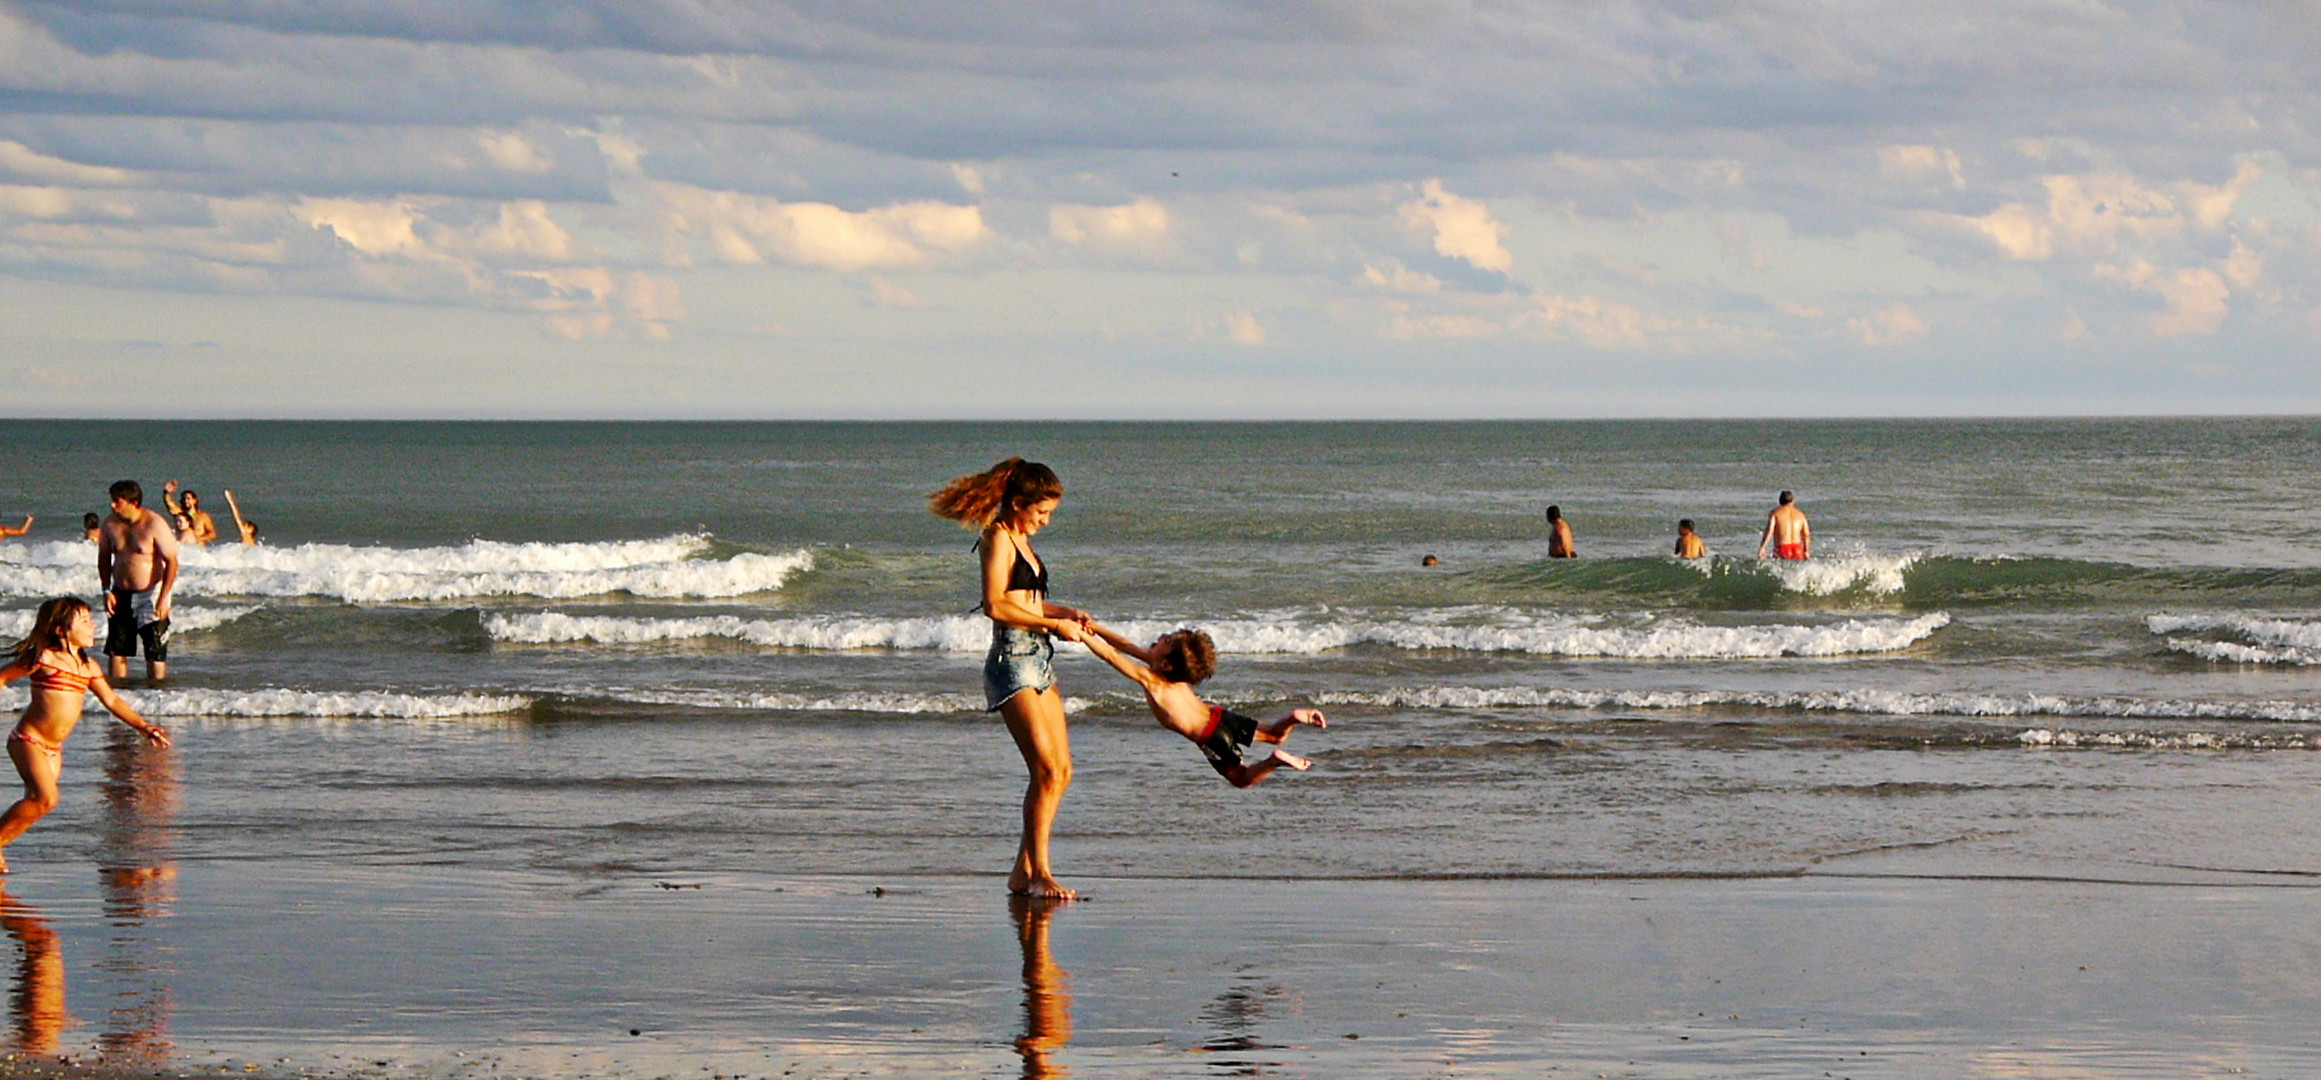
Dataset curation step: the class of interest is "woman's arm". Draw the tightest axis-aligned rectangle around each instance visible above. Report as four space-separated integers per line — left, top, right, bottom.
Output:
89 677 170 748
980 530 1073 634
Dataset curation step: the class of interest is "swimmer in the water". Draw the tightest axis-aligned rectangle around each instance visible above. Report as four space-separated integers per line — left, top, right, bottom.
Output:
1078 623 1326 788
0 516 28 543
1756 491 1811 561
0 597 172 874
1545 505 1576 558
1674 518 1706 559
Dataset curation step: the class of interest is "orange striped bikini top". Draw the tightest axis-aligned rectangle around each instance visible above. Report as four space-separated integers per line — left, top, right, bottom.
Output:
27 656 96 695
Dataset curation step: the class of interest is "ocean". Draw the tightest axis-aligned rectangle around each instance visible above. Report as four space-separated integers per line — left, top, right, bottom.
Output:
2 418 2320 1075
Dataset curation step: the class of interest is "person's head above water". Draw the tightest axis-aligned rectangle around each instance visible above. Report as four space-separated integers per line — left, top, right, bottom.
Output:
1678 519 1696 533
1545 505 1562 521
1149 629 1217 685
81 513 100 532
108 479 142 509
928 458 1065 530
182 490 200 508
1778 490 1795 505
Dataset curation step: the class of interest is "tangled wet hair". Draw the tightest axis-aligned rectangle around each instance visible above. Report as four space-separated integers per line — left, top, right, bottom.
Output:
927 458 1064 530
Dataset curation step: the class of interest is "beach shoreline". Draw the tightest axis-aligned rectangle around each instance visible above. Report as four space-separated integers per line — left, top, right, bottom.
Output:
0 863 2313 1079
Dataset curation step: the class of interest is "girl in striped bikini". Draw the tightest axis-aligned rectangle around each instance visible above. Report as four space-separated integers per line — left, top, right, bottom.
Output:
0 597 171 873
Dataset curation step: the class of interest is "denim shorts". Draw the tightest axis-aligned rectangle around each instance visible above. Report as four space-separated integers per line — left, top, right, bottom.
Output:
983 624 1056 711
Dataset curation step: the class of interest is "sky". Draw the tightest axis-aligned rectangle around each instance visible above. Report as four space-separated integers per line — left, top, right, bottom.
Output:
3 1 2319 419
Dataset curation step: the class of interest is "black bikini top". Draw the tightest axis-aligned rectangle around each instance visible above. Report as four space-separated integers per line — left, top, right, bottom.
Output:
980 535 1049 595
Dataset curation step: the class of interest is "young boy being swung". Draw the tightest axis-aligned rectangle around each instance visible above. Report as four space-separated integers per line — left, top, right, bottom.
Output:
1078 623 1326 788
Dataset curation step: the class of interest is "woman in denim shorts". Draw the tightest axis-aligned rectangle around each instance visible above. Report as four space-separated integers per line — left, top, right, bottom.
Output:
929 458 1091 901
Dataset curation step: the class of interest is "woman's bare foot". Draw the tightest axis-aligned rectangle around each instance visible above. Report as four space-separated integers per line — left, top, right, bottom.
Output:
1272 749 1312 771
1012 876 1078 900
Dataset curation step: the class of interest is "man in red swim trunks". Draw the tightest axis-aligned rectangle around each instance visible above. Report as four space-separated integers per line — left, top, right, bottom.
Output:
1757 490 1811 560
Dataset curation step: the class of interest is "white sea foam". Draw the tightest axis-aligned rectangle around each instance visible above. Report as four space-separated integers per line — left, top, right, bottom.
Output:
2146 613 2321 665
0 536 810 602
0 604 259 640
608 688 1107 714
0 685 532 718
1760 548 1919 596
2016 728 2313 750
485 609 1951 659
1315 685 2321 723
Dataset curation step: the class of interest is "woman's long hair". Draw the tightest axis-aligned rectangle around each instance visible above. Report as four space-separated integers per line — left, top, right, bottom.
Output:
928 458 1064 530
8 597 88 665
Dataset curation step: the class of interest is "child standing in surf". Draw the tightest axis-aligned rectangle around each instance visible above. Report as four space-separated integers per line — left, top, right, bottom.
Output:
1079 623 1326 787
0 597 172 873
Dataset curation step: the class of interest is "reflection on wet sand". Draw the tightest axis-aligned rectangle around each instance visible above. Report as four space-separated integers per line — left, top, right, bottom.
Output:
94 724 179 1064
0 890 67 1055
1009 896 1072 1079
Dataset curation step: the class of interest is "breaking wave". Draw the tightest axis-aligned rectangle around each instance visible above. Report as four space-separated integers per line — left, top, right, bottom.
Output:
1315 684 2321 723
2149 613 2321 665
0 604 259 640
0 685 533 718
484 609 1951 659
0 536 810 603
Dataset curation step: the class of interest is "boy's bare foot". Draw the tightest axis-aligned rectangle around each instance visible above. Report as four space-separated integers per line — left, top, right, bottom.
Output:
1271 749 1312 771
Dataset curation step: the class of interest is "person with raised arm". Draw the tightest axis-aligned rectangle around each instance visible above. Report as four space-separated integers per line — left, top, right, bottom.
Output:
0 515 28 542
221 489 260 545
96 481 178 682
0 597 172 874
928 458 1091 901
161 482 218 546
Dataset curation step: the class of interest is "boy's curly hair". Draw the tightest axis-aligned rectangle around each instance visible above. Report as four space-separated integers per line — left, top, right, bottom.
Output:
1152 628 1216 685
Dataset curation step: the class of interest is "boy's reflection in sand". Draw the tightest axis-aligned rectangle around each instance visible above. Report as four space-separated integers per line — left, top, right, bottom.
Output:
94 722 179 1063
0 890 67 1055
1009 896 1073 1079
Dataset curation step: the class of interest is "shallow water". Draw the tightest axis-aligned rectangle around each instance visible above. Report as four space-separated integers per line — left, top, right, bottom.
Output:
2 419 2321 1072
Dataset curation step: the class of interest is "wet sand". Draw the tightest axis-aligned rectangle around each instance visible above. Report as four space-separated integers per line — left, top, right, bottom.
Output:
0 862 2313 1079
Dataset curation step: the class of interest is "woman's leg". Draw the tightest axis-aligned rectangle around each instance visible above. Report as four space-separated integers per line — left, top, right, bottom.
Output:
0 738 64 873
1000 686 1074 899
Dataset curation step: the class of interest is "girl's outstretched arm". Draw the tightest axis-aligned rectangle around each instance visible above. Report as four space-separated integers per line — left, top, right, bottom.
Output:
88 677 170 748
0 658 31 685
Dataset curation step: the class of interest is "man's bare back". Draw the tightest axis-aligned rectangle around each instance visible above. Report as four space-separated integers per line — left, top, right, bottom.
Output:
1757 491 1810 560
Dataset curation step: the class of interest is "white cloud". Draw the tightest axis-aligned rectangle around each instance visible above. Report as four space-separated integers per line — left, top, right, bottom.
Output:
1518 293 1648 349
0 140 137 186
1848 303 1929 346
950 164 986 196
1049 198 1171 254
476 131 554 173
1957 164 2262 262
2097 260 2230 337
1224 310 1266 346
2060 305 2089 342
1878 145 1963 189
1399 179 1513 275
866 276 931 308
651 183 990 271
1360 258 1442 294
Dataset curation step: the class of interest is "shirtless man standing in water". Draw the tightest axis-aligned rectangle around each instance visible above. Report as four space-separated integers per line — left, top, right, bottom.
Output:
97 481 179 682
1756 491 1811 561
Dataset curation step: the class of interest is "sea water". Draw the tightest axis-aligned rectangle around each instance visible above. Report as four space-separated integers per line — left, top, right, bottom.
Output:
2 419 2321 1072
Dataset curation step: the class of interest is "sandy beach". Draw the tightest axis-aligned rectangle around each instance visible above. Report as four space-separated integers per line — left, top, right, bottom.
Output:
0 860 2312 1079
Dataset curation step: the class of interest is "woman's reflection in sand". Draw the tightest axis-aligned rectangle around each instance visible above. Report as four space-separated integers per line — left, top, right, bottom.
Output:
1009 895 1073 1079
94 722 180 1064
0 889 67 1055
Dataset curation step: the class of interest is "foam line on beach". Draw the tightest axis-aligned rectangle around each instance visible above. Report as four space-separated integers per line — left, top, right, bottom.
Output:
0 603 259 639
607 688 1108 714
1316 684 2321 723
0 685 533 718
0 536 810 602
2148 613 2321 665
485 609 1952 659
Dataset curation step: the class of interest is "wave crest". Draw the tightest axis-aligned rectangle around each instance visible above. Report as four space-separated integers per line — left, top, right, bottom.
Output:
0 685 532 718
0 536 811 603
486 609 1951 659
2148 613 2321 665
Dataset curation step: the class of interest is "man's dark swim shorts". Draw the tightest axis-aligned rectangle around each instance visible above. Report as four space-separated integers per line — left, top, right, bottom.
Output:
1196 705 1260 777
104 589 169 662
